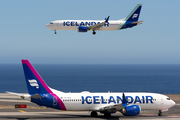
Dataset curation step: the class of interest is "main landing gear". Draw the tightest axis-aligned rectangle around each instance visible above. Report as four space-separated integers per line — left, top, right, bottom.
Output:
90 111 97 117
158 110 162 116
90 111 111 118
92 31 96 35
54 30 57 34
104 112 111 118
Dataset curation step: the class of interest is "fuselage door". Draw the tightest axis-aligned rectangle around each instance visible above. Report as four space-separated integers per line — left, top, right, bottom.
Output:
161 98 164 105
53 96 57 106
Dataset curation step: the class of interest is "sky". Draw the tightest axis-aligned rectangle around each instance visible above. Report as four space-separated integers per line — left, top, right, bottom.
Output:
0 0 180 64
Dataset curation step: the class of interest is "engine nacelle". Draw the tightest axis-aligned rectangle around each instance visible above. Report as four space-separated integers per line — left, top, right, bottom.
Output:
121 105 141 116
78 26 88 32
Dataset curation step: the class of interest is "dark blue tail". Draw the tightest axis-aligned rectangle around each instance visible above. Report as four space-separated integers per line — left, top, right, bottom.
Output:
22 59 52 95
117 4 142 30
126 4 142 22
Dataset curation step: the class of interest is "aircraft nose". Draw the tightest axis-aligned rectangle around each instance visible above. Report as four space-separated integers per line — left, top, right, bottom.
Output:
171 100 176 106
46 24 50 28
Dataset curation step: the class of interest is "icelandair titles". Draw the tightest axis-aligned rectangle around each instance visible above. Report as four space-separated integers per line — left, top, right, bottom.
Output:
81 96 153 104
63 21 109 27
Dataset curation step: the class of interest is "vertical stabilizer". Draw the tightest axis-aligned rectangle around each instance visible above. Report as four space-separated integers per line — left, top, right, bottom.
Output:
117 4 142 30
22 59 52 95
126 4 142 22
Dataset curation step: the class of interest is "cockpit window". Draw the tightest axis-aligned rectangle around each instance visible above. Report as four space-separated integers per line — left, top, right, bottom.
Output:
50 22 53 24
166 98 170 100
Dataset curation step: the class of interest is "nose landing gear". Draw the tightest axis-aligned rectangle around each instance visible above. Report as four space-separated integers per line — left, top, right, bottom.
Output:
158 110 162 116
54 30 57 34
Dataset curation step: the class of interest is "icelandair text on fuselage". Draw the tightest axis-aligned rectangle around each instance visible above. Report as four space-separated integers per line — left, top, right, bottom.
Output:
81 96 153 104
63 21 109 26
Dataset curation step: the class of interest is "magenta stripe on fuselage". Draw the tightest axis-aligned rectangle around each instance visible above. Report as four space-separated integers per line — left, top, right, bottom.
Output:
51 93 66 110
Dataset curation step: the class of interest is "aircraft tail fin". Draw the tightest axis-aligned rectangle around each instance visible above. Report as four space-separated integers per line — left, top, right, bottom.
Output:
22 59 53 95
126 4 142 22
117 4 142 30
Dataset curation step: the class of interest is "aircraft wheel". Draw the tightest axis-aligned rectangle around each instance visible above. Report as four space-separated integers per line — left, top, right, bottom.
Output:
93 31 96 35
158 113 162 116
54 30 57 34
91 111 97 117
158 110 162 116
104 113 111 118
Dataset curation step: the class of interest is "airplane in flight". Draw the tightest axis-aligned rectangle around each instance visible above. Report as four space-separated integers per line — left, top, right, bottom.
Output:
7 59 175 117
46 4 143 35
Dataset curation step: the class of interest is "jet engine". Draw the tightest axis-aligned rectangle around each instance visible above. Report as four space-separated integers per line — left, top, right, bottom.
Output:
78 26 88 32
121 105 141 116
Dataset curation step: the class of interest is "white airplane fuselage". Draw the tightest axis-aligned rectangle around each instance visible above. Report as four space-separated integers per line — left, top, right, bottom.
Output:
46 4 143 35
50 90 175 111
46 20 123 31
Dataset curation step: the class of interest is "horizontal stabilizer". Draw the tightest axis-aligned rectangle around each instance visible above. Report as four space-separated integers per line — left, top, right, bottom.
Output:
6 91 43 99
130 20 143 25
6 91 31 99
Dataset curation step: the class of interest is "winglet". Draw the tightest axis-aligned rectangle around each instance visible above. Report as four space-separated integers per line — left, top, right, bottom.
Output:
122 93 128 107
105 16 110 22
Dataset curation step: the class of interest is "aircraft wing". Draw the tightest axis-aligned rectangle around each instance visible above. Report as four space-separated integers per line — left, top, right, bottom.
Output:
99 103 124 112
99 93 128 112
87 16 110 31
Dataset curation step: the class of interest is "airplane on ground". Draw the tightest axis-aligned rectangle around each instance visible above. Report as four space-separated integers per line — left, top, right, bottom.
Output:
46 4 143 35
7 59 175 118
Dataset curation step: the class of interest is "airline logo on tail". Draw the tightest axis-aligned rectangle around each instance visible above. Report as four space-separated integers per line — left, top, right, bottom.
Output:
132 14 138 19
28 79 39 89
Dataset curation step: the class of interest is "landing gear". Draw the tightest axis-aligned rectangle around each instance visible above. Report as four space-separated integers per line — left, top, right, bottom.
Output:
104 113 111 118
54 30 57 34
158 110 162 116
91 111 97 117
92 31 96 35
